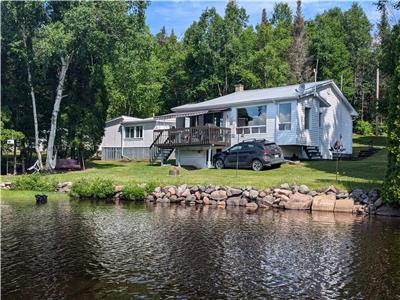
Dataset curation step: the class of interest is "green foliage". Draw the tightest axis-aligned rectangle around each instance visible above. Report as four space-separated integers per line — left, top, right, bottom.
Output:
355 120 374 136
383 24 400 204
70 177 114 198
144 181 158 194
121 183 146 200
12 174 55 192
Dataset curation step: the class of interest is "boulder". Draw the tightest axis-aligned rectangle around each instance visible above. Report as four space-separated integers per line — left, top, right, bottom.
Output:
278 189 292 197
169 195 179 203
181 189 191 198
298 185 310 194
312 194 336 212
277 194 290 202
259 191 267 198
186 194 196 202
146 195 155 202
334 199 354 213
350 189 365 201
280 183 290 190
308 191 318 197
227 197 241 206
228 188 242 196
198 186 206 192
205 187 215 194
324 185 338 194
201 192 210 199
190 185 199 192
246 202 258 209
210 190 228 201
374 198 383 208
168 186 176 195
177 184 187 196
368 189 380 202
284 192 313 210
376 205 400 217
239 197 248 207
336 192 348 199
194 191 201 200
242 191 250 198
114 185 123 193
203 196 210 205
249 190 259 200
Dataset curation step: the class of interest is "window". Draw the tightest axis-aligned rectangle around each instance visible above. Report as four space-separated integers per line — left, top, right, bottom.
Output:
279 103 291 130
305 107 311 130
135 126 143 138
229 144 242 153
204 112 223 127
125 126 143 139
237 106 267 135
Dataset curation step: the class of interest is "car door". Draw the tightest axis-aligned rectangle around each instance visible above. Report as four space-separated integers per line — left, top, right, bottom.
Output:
240 143 257 167
224 144 243 167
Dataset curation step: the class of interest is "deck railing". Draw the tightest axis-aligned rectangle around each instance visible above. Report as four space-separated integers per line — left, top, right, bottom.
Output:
153 126 231 147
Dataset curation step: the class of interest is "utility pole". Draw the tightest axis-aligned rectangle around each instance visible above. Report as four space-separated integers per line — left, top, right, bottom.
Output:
340 74 343 90
376 68 380 135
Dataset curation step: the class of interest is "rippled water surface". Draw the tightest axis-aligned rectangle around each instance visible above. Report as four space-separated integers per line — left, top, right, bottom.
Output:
2 198 400 299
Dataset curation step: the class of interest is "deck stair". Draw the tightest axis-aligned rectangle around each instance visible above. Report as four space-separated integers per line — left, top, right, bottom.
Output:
304 146 322 160
149 131 174 164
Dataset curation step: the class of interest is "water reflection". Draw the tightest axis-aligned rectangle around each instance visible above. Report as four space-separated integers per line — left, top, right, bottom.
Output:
1 199 400 299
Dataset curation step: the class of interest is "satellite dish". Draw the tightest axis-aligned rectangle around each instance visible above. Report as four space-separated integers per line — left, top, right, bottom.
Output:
296 83 305 95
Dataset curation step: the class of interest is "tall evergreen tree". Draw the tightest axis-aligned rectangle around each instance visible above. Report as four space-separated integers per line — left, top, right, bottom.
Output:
287 0 312 82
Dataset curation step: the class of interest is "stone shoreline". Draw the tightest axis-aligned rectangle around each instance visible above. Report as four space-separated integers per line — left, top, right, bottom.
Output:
2 181 399 217
145 184 400 217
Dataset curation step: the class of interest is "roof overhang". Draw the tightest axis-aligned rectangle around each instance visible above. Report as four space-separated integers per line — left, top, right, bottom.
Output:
154 109 228 120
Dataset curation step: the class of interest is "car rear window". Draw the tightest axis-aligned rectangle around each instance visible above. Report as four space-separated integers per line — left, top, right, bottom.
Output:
264 143 280 151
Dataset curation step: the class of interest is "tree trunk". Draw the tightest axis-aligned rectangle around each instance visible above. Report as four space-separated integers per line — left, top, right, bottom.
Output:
21 29 43 170
13 141 17 175
45 54 71 170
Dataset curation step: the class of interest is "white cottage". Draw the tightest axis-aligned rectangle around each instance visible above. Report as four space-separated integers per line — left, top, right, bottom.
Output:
101 116 175 160
151 80 358 168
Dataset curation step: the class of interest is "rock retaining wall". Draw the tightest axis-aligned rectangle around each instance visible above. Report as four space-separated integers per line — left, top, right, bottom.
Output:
145 183 384 215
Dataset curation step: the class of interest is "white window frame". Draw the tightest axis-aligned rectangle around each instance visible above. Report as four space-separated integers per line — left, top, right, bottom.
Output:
236 105 267 135
278 102 292 131
125 125 143 139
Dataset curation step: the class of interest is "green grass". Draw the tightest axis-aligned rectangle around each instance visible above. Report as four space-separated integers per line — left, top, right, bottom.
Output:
1 190 70 201
1 135 387 192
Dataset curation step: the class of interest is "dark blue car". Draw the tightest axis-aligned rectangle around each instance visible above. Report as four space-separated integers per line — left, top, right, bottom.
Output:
213 139 285 171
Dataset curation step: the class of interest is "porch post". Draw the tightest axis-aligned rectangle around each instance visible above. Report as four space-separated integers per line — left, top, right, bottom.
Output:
207 146 212 168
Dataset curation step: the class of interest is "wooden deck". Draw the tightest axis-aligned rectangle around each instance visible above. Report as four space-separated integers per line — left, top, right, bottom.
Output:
153 126 231 148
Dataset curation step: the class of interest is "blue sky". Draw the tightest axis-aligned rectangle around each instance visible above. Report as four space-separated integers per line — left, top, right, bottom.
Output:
146 0 400 37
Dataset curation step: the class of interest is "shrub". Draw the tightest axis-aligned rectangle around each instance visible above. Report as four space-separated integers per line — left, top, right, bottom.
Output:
70 177 114 199
12 174 55 192
121 183 146 200
144 181 158 194
355 120 374 136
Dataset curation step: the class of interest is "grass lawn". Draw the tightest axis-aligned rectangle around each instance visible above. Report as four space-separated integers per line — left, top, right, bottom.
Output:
1 190 70 201
1 135 387 192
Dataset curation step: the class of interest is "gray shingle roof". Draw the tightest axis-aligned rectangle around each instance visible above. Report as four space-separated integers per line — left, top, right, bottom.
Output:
172 80 332 112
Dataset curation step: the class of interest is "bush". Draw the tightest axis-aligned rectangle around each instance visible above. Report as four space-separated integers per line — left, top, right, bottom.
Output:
144 181 158 194
70 177 114 199
121 183 146 200
12 174 55 192
355 120 374 136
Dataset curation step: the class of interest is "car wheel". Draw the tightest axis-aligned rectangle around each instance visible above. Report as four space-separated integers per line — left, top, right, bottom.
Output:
215 159 225 169
251 159 263 171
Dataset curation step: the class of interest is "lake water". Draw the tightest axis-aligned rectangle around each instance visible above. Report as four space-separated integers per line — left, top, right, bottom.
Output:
1 198 400 299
